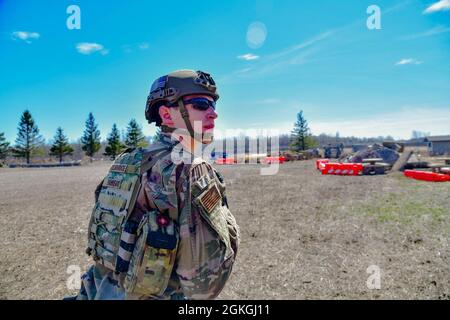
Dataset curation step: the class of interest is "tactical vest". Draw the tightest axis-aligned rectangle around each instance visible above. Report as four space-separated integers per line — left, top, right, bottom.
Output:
86 145 176 296
86 146 236 298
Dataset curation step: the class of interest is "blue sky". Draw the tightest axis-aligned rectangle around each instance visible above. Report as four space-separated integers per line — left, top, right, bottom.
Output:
0 0 449 143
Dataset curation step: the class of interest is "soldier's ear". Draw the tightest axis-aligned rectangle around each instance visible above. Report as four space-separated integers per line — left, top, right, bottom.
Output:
159 105 174 125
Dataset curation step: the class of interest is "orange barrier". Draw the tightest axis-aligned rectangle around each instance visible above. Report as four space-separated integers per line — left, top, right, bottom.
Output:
264 156 286 164
316 159 329 170
404 170 450 182
215 158 236 165
321 163 363 176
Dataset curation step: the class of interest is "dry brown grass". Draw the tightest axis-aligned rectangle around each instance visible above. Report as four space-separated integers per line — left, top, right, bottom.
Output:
0 161 449 300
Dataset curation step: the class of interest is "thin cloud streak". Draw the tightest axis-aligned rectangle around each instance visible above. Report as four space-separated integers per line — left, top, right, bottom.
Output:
227 1 411 80
401 25 450 40
395 58 423 66
237 53 260 61
424 0 450 14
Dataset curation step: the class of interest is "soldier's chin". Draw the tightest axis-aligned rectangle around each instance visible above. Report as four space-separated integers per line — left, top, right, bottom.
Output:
202 131 214 144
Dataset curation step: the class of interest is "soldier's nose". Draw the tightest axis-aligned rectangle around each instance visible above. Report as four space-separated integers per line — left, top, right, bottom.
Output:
207 108 218 119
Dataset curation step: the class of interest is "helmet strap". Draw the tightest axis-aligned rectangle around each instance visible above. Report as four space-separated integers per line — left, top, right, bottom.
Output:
160 125 176 133
177 99 195 138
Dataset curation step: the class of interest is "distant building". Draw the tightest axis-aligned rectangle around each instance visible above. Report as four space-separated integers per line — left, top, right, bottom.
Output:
425 135 450 156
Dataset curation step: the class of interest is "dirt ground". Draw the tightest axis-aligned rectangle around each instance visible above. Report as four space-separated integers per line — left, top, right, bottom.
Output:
0 160 449 300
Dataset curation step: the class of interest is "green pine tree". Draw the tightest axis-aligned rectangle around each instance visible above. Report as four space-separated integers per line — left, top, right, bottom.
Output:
104 124 124 159
0 132 10 161
152 127 161 143
81 112 101 159
14 110 44 164
50 127 74 163
125 119 146 149
290 110 317 151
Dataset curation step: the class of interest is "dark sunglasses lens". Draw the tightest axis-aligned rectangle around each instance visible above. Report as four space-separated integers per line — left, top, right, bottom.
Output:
194 102 214 111
185 99 215 111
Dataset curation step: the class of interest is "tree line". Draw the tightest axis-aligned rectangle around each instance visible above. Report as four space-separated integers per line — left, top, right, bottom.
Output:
0 109 428 165
0 110 149 164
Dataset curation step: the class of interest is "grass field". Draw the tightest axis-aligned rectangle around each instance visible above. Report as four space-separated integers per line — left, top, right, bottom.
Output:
0 160 449 299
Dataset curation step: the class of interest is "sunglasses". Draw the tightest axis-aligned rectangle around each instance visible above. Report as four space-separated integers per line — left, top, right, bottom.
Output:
169 98 216 111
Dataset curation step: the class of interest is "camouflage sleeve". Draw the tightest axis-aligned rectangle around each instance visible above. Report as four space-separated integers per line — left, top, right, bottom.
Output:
213 169 240 259
174 164 240 300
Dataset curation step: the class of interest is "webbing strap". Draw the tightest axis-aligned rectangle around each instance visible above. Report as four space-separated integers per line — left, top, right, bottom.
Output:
178 99 195 139
124 147 174 224
142 148 180 223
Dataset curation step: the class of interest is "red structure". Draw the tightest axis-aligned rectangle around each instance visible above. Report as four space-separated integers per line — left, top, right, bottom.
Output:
264 156 286 164
321 163 363 176
404 170 450 182
215 158 236 165
316 159 330 170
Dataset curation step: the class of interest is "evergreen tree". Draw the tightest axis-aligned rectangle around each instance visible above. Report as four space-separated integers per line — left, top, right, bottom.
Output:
14 110 44 164
125 119 146 148
0 132 10 161
290 110 316 151
50 127 74 163
81 112 101 159
104 124 124 159
152 127 161 143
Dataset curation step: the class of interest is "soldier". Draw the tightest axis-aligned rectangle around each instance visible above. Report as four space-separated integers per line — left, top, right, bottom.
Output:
72 70 240 300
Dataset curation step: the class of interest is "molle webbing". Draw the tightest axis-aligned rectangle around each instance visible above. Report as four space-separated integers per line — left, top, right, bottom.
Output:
86 146 173 274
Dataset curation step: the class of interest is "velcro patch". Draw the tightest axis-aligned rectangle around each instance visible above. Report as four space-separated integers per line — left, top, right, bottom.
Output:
199 184 221 214
110 164 128 173
105 178 122 188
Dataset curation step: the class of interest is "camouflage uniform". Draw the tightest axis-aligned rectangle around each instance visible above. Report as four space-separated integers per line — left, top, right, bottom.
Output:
76 134 240 300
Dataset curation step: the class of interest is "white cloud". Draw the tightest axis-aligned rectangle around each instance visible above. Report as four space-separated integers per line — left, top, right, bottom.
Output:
76 42 107 55
395 58 423 66
237 53 260 61
11 31 40 43
401 25 450 40
424 0 450 14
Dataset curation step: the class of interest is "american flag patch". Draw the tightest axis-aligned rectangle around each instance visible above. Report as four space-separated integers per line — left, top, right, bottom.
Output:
199 184 221 214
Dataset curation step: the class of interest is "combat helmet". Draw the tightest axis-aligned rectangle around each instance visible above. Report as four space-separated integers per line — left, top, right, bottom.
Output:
145 70 219 136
